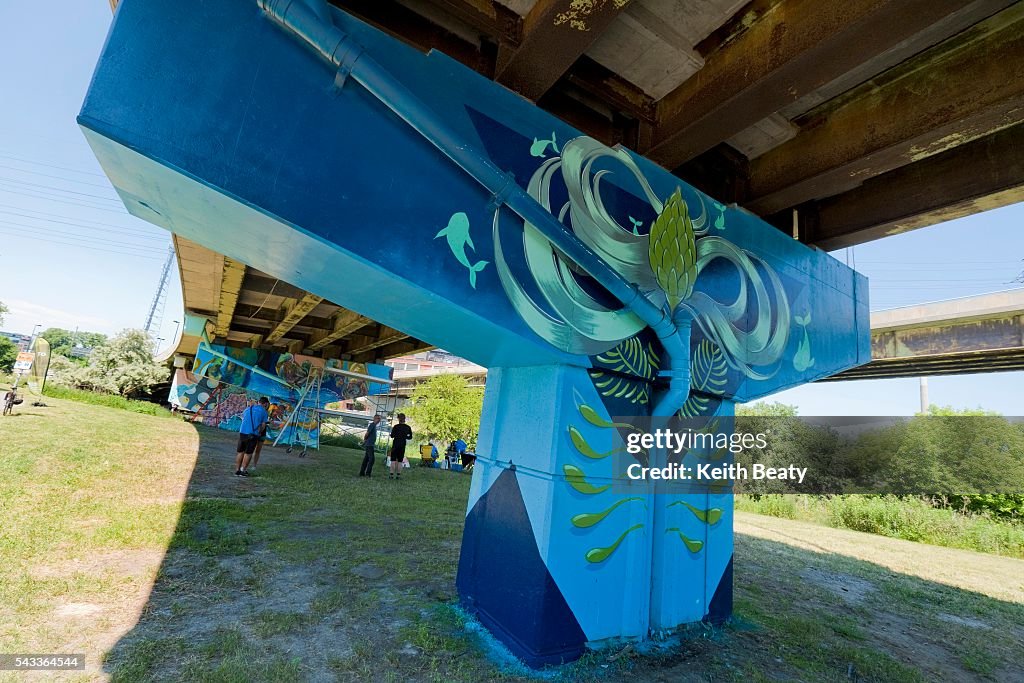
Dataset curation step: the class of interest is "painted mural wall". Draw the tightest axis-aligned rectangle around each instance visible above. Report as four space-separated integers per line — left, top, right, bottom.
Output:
169 343 392 446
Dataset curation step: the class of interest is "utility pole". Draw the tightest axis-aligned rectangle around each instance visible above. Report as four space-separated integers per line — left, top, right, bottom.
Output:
919 377 929 414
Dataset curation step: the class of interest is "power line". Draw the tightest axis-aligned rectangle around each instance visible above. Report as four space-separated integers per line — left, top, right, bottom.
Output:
0 221 168 253
0 163 116 190
0 175 121 202
0 152 108 178
0 207 166 241
0 185 131 214
0 227 166 260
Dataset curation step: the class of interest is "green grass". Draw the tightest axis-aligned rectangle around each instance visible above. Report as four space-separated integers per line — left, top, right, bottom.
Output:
42 383 173 416
3 390 1023 682
736 494 1024 558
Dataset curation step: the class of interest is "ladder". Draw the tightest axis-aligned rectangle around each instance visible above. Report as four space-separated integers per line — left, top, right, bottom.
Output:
272 367 323 456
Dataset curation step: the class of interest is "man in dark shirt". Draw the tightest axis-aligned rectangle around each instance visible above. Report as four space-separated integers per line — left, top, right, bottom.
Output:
389 413 413 480
359 414 381 477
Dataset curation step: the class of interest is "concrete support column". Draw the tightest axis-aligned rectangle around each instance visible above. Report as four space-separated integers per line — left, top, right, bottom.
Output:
456 364 735 665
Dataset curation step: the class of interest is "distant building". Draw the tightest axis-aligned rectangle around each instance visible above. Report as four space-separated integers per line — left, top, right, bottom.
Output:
0 331 32 351
377 351 487 411
385 349 485 376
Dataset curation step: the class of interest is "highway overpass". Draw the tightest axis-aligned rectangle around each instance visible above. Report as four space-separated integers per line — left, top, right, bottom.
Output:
114 0 1024 369
826 289 1024 380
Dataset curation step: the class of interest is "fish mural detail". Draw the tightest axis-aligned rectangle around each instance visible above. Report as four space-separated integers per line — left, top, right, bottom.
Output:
436 212 489 288
793 312 816 372
530 131 560 158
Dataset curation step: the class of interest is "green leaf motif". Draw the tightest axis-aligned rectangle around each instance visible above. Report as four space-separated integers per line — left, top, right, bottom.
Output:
679 340 728 418
578 404 641 432
564 464 610 495
585 524 643 563
666 527 705 553
595 337 659 381
588 371 651 405
571 497 644 528
668 500 723 525
568 425 623 460
649 188 698 310
591 337 660 405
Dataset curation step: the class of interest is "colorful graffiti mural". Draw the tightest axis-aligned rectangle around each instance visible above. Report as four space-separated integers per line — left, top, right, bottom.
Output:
170 343 392 447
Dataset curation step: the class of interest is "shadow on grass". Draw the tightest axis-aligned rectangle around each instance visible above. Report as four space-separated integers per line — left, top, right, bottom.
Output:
100 422 493 683
100 422 1024 682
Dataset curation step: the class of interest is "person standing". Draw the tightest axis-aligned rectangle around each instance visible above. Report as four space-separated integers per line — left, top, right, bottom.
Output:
359 414 382 477
3 386 16 416
389 413 413 480
249 402 277 473
235 397 269 477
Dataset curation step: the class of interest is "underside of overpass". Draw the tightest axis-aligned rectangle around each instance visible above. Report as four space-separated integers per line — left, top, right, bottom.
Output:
171 235 431 363
129 0 1024 363
826 290 1024 380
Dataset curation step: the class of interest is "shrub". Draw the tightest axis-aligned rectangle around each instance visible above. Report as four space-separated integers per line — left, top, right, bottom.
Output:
319 433 362 449
737 493 1024 558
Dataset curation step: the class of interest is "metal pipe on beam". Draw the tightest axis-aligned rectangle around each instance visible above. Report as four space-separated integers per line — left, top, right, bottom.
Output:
258 0 691 414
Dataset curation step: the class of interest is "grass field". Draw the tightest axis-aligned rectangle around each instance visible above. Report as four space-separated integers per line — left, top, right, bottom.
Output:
736 494 1024 558
2 389 1023 681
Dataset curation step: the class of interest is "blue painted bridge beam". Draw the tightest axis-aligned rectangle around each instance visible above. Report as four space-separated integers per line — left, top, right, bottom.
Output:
80 0 869 667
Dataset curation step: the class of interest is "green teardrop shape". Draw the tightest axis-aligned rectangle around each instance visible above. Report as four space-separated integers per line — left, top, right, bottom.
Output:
569 425 603 459
568 425 623 460
563 464 610 495
665 527 705 553
585 524 643 563
578 404 638 431
571 497 643 528
669 500 723 525
580 404 612 427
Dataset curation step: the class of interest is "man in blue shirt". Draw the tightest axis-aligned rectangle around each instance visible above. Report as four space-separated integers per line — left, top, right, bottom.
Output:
235 397 270 477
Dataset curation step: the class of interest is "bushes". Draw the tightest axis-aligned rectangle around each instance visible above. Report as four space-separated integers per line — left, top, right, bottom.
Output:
43 384 171 417
319 433 362 449
737 494 1024 558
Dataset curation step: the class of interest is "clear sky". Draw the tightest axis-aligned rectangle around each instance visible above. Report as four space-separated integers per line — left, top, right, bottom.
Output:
0 3 1021 414
0 2 183 354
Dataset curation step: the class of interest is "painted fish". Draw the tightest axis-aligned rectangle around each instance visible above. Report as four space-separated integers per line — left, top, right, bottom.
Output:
435 212 489 288
530 131 559 158
793 312 815 372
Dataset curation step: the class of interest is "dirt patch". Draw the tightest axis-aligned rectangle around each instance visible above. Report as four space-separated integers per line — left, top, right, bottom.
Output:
937 612 992 630
55 602 105 618
866 612 973 681
31 549 163 581
350 562 386 580
799 567 876 605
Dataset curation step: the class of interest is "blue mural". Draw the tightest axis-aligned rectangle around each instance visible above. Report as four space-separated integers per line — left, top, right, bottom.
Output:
80 0 869 668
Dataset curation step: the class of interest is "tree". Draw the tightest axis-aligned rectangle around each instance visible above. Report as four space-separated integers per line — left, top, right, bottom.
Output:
405 374 484 447
0 300 8 327
40 327 107 360
53 329 168 398
0 335 17 373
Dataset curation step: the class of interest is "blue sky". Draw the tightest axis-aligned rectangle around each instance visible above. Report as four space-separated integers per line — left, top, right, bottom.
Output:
0 2 1021 415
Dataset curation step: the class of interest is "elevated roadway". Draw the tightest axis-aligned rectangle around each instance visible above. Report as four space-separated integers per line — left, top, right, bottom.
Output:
825 289 1024 380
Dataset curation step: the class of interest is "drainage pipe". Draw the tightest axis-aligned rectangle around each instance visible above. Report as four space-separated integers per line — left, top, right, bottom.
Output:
257 0 690 410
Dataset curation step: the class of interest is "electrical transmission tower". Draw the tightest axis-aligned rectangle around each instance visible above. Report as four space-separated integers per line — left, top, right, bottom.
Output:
144 244 175 339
